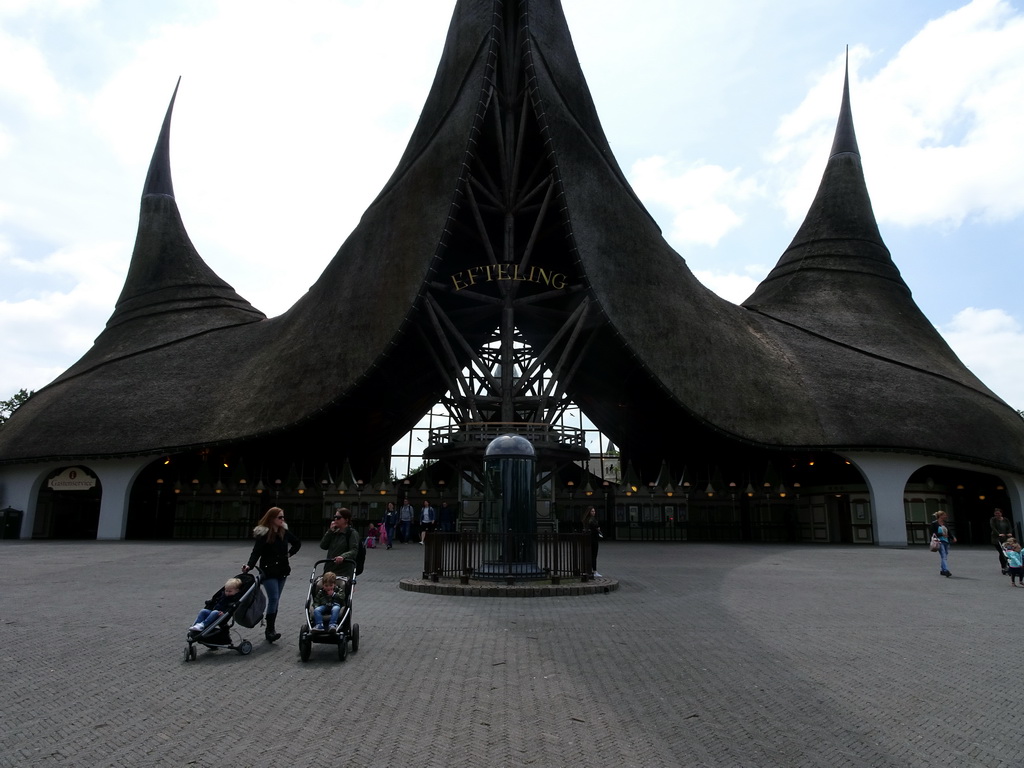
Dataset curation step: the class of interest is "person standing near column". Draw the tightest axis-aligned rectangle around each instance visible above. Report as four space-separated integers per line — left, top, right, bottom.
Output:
583 506 603 578
990 507 1013 575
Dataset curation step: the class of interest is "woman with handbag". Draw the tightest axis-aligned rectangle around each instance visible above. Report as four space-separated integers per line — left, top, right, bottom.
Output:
931 510 956 578
242 506 301 642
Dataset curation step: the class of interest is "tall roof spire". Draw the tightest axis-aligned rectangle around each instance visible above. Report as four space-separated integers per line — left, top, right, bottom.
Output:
743 56 989 386
142 76 179 198
93 81 263 354
830 48 859 157
743 55 902 314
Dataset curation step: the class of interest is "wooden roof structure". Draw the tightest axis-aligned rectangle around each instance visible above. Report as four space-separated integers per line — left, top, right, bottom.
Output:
3 0 1023 475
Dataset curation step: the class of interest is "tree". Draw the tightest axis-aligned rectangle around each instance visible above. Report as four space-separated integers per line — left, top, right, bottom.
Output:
0 389 33 426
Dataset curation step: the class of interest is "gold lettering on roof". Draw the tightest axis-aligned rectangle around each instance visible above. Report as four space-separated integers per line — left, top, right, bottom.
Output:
450 264 569 292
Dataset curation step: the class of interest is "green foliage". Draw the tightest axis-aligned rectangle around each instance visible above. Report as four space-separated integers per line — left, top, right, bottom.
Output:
0 389 33 426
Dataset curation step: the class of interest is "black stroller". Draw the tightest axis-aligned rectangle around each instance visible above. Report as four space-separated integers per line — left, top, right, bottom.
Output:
298 559 361 662
184 569 266 661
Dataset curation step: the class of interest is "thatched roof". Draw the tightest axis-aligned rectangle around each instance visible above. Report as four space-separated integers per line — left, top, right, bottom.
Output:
3 0 1023 473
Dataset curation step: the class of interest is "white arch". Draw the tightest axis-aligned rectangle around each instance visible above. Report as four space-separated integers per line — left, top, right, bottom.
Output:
0 456 155 539
841 451 1024 547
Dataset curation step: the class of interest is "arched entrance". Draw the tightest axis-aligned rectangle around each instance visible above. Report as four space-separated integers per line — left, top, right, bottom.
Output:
33 466 102 539
905 465 1014 546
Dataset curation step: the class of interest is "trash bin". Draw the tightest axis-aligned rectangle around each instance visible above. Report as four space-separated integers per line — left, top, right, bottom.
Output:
0 507 23 539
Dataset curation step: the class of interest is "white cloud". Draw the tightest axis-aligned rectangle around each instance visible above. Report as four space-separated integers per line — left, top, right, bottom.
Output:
0 27 65 119
0 242 125 395
629 155 761 247
691 269 761 304
772 0 1024 229
940 307 1024 408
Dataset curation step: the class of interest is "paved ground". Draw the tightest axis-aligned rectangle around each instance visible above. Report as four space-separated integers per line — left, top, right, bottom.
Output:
1 538 1020 767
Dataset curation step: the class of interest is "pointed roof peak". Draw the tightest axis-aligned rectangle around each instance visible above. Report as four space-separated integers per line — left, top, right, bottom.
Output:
829 48 859 157
142 77 180 198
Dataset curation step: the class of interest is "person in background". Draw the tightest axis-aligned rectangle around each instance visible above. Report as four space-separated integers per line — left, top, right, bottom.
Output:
440 500 456 533
990 507 1013 575
419 499 437 544
398 498 414 543
931 510 956 578
583 506 603 578
1003 537 1023 586
382 501 398 550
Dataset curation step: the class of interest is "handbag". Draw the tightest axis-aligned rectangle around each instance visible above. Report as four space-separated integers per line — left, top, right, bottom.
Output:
929 534 940 552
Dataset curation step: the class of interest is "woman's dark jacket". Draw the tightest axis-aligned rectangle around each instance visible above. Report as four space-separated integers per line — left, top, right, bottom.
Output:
246 525 302 578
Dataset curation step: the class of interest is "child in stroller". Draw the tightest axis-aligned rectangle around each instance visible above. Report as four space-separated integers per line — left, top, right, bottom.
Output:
299 560 361 662
312 571 345 631
183 569 265 661
189 577 240 633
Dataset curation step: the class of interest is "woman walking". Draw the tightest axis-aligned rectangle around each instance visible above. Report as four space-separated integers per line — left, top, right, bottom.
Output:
931 510 956 578
242 506 301 642
990 508 1013 574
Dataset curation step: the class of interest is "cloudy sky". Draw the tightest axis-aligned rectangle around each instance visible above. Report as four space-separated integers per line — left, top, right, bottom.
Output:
2 0 1024 414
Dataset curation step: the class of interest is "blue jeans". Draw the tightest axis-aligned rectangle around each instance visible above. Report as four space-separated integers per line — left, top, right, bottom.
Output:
263 576 286 614
313 605 341 627
938 541 950 573
399 520 411 542
385 523 395 546
194 608 223 627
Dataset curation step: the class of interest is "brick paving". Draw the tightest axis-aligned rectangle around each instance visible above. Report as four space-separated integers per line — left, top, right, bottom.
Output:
0 538 1020 767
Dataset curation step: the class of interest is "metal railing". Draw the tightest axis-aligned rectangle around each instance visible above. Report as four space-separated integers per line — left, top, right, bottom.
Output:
428 422 586 448
422 531 592 585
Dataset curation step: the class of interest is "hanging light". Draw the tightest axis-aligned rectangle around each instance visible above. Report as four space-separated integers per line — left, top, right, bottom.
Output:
705 483 715 497
745 483 755 497
664 483 675 498
256 480 266 495
214 481 224 494
777 483 787 498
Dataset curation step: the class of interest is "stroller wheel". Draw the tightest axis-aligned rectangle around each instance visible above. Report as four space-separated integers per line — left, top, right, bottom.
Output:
351 623 360 653
238 640 253 656
300 637 312 662
183 644 191 663
337 638 348 662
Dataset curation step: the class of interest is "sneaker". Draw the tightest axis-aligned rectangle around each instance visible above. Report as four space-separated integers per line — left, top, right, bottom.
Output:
328 624 338 632
189 623 204 632
313 623 325 631
593 572 602 578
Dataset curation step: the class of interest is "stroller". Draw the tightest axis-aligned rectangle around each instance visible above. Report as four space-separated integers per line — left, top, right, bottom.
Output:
183 569 266 661
298 559 361 662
